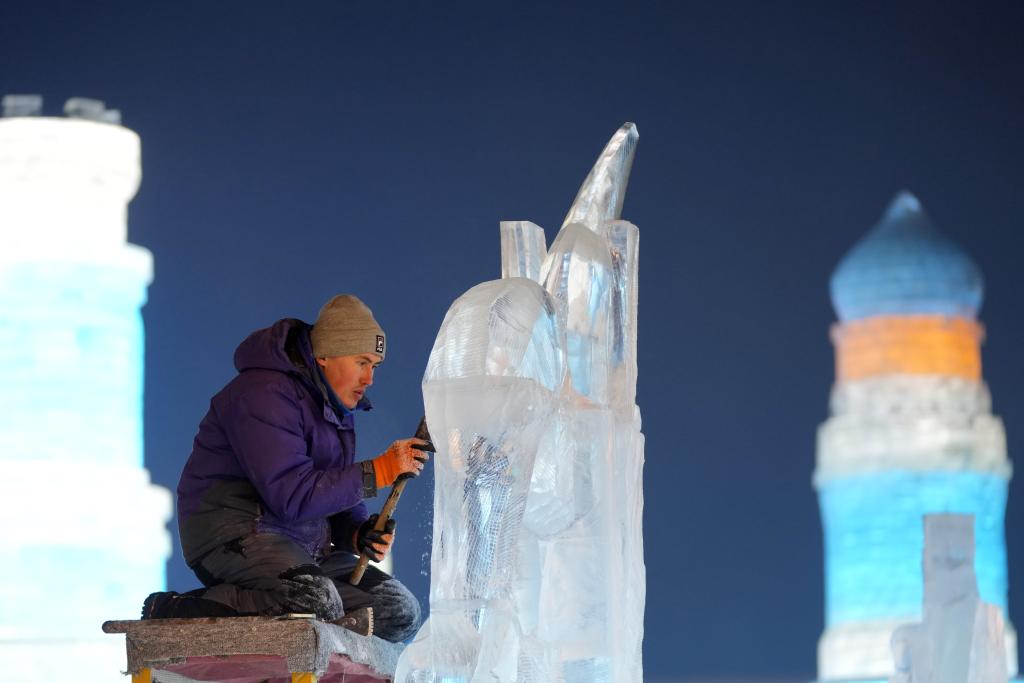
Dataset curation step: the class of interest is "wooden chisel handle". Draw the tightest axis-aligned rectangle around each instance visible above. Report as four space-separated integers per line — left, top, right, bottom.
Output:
349 479 408 585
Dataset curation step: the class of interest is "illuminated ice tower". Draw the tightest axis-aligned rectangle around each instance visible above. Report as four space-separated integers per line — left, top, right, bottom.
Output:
813 192 1017 682
0 96 171 680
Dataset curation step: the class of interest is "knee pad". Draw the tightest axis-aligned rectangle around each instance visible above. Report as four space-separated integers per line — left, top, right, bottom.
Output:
368 579 422 642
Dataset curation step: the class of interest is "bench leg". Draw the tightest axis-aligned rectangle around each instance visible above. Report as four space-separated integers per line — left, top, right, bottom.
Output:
291 674 317 683
132 669 153 683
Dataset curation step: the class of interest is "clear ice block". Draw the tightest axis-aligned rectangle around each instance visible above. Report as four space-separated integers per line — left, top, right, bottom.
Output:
500 221 547 282
889 514 1009 683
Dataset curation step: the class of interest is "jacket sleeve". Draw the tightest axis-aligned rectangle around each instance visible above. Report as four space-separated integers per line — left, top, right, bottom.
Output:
218 380 365 523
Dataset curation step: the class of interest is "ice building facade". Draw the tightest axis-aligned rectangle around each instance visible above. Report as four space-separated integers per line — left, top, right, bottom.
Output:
0 96 171 680
814 192 1016 682
396 123 645 683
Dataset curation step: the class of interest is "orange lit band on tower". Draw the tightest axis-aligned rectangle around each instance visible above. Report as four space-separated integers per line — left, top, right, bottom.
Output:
832 315 983 382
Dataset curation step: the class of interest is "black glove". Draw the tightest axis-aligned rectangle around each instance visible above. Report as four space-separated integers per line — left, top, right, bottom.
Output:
356 513 396 561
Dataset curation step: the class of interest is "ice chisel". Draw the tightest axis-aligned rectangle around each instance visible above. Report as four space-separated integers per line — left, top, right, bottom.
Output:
349 416 433 586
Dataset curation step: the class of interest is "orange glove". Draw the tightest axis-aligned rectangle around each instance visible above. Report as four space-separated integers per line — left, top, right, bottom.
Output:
372 438 431 489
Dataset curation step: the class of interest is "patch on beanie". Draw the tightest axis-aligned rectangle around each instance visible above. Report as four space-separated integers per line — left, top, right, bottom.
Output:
376 335 385 354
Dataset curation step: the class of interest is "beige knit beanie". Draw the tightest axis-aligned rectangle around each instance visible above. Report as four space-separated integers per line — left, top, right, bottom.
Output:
310 294 386 360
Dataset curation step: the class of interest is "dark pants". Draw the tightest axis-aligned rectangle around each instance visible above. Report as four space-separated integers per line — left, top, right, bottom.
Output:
192 533 421 642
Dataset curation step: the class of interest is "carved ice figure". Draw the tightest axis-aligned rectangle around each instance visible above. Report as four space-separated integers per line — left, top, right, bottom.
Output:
890 514 1008 683
396 124 644 683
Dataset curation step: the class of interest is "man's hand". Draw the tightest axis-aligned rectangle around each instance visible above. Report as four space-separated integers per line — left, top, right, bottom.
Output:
353 514 396 562
372 438 431 488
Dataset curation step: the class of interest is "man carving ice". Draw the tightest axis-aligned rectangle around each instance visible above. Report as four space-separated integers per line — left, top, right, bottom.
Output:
142 294 426 642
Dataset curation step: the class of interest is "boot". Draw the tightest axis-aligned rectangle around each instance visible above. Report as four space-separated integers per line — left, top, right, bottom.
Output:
141 590 241 619
330 607 373 637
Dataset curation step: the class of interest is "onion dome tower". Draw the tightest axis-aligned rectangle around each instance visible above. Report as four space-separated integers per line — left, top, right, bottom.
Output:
0 96 171 681
813 192 1016 681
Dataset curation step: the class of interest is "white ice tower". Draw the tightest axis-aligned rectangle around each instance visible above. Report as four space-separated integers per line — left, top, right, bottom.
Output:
0 96 172 680
396 123 644 682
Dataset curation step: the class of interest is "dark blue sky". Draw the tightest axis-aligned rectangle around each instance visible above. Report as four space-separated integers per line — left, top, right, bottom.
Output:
4 1 1024 679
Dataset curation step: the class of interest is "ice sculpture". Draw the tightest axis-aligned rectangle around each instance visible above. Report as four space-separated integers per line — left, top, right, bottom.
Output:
814 193 1016 682
396 123 644 683
0 96 172 681
890 514 1008 683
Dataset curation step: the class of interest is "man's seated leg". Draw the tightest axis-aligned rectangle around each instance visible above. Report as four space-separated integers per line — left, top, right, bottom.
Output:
145 534 344 620
319 552 421 642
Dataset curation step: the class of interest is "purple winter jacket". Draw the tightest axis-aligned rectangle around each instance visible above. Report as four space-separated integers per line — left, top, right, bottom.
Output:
177 318 371 566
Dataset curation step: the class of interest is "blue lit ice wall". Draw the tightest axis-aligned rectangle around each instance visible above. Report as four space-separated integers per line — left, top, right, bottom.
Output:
820 470 1009 625
0 256 166 634
0 261 148 469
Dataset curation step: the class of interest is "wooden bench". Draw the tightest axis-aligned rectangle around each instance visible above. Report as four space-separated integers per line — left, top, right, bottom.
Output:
102 616 404 683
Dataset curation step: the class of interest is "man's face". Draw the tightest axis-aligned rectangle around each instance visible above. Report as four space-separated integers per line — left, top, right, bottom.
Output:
316 353 382 409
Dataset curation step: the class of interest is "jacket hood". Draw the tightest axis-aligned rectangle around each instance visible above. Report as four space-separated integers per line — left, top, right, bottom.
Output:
234 318 312 375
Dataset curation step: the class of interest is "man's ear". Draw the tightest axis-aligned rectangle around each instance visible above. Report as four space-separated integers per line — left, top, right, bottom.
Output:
315 357 327 368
